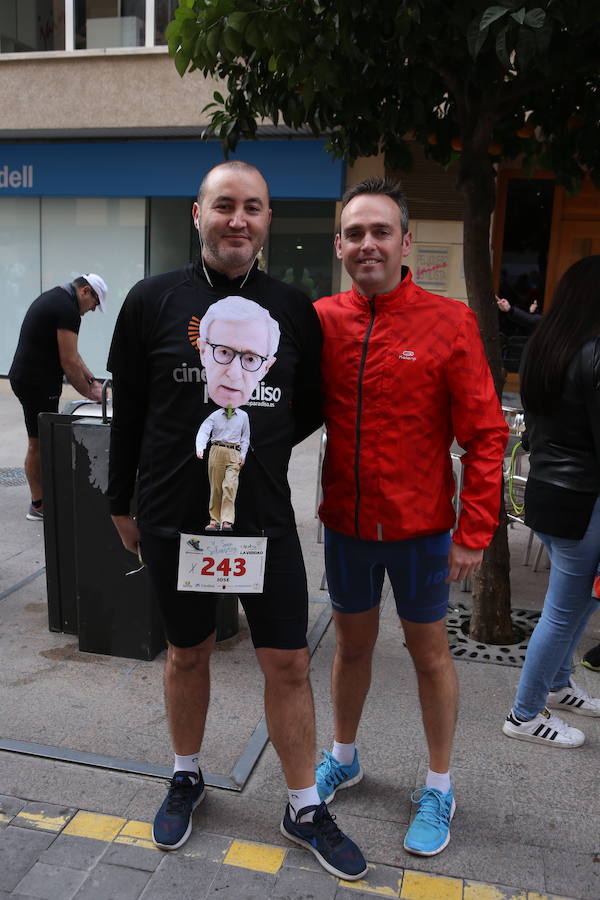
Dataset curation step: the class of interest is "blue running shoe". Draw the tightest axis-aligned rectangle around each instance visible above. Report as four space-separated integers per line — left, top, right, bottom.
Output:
281 801 367 880
152 770 205 850
315 749 363 804
403 786 456 856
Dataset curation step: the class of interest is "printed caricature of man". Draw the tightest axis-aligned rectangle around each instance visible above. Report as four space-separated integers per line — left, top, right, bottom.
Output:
195 295 280 531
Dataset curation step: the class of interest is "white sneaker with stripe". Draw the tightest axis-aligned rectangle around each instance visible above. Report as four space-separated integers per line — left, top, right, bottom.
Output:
547 678 600 717
502 707 585 747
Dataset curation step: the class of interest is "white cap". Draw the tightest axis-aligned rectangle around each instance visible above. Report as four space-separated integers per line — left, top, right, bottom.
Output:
83 273 108 313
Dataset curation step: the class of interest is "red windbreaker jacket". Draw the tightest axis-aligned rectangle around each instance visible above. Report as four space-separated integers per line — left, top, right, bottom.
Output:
315 269 508 548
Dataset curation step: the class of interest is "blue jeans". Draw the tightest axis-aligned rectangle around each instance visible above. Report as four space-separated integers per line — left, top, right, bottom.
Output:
513 495 600 720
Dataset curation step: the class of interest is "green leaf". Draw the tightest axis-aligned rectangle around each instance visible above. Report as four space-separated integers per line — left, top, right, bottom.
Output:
245 18 263 48
228 11 249 33
480 6 510 30
510 9 526 25
222 26 242 55
185 0 196 8
495 25 510 68
213 90 225 104
516 27 536 71
174 48 190 77
467 16 489 58
524 8 546 28
268 54 277 72
206 23 223 59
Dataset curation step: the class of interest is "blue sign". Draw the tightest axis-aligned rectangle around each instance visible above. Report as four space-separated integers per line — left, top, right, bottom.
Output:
0 140 344 199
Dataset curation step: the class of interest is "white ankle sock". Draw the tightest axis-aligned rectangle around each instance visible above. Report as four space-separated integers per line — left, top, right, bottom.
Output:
425 768 451 794
288 785 321 822
174 753 200 782
332 740 355 766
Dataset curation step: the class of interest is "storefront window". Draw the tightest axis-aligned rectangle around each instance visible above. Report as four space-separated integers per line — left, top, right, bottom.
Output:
497 178 554 373
0 1 65 52
40 197 146 375
155 0 177 45
75 0 145 49
0 198 42 374
148 197 196 276
268 200 337 300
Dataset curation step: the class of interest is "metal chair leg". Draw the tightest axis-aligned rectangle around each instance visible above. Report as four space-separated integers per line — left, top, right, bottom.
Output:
524 529 535 566
533 540 547 572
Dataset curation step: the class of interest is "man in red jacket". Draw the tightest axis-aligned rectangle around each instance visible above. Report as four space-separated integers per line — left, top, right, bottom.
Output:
315 176 507 857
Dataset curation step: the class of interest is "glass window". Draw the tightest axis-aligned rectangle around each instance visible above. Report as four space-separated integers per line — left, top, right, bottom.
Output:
267 200 337 301
75 0 145 49
0 1 65 52
41 197 146 376
155 0 178 46
148 197 196 276
497 177 554 372
0 198 42 375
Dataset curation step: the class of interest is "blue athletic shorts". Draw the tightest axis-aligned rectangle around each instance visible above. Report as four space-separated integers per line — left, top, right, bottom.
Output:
324 527 451 623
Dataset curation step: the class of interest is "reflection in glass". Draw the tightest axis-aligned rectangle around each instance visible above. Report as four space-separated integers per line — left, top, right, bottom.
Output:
269 199 337 301
155 0 178 46
0 1 65 52
75 0 145 49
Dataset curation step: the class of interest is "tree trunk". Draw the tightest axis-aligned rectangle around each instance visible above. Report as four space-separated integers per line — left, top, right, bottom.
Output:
459 152 513 643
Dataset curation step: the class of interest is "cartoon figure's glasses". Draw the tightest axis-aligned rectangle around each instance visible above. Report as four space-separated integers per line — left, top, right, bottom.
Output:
205 341 268 372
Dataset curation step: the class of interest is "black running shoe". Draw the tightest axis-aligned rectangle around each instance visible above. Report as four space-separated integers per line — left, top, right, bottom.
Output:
582 643 600 672
152 770 205 850
280 801 367 881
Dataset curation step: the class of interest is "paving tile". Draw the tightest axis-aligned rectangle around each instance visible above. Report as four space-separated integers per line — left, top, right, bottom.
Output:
0 794 27 826
63 811 126 842
224 838 285 874
38 834 108 871
102 842 163 873
205 862 277 899
138 855 221 900
13 802 77 834
339 863 403 897
13 861 87 899
72 863 150 900
178 830 233 864
464 882 526 899
281 847 323 874
271 865 338 899
510 803 600 853
541 847 599 900
0 825 56 892
400 870 462 899
335 888 399 900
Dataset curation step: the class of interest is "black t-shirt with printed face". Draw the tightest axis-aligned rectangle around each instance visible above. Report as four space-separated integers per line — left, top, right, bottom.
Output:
9 286 81 391
107 262 323 538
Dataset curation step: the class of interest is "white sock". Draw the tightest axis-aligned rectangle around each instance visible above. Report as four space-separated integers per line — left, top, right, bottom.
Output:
174 753 200 782
332 740 356 767
288 785 321 822
425 768 451 794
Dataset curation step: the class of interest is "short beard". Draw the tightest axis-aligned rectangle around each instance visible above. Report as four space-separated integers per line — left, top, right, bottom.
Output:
202 238 258 277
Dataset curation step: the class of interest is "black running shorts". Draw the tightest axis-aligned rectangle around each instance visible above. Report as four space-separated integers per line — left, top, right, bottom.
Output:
139 528 309 650
10 379 60 438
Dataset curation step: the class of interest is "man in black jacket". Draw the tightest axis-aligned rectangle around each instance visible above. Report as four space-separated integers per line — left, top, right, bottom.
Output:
108 161 366 880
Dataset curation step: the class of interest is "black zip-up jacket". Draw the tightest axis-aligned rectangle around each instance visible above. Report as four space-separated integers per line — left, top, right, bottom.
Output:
107 261 322 538
525 337 600 493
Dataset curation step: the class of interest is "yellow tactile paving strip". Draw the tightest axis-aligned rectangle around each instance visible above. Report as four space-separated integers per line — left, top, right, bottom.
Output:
7 808 574 900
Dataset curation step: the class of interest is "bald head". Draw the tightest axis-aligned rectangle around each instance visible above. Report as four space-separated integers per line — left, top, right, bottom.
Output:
197 161 270 205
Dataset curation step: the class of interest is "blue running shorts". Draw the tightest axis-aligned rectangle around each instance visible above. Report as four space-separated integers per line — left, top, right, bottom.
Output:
324 527 451 623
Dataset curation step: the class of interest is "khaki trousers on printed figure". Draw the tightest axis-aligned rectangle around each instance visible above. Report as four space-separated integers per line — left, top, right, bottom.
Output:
208 444 241 525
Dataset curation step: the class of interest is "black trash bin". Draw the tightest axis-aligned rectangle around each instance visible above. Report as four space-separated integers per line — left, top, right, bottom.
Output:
40 382 238 658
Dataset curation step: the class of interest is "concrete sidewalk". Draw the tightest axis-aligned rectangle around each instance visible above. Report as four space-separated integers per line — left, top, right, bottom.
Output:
0 379 598 900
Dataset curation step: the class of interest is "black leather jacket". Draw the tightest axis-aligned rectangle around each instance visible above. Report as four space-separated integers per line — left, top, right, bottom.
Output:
524 337 600 492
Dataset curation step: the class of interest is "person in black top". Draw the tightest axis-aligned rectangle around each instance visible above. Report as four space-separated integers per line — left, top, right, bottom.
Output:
501 255 600 748
9 273 108 520
107 161 367 880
